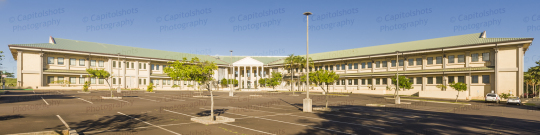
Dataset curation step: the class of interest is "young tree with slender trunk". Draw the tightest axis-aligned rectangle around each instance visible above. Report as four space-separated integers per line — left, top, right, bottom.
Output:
86 69 112 96
309 70 340 109
449 82 467 103
267 72 282 90
164 57 219 120
391 75 413 98
283 54 297 93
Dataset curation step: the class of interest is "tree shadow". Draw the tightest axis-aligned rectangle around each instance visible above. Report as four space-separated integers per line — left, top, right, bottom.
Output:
295 103 540 135
0 91 75 104
47 114 159 135
196 109 228 116
279 98 303 111
0 114 24 121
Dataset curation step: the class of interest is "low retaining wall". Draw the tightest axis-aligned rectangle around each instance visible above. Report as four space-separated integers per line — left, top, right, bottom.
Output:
419 91 469 100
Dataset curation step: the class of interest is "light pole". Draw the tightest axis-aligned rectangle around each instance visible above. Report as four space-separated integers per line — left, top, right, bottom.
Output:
395 51 400 104
230 50 234 97
303 12 312 112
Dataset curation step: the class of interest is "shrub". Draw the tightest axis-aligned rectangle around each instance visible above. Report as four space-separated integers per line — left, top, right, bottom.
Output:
83 81 89 92
147 83 155 92
436 84 447 91
500 92 514 99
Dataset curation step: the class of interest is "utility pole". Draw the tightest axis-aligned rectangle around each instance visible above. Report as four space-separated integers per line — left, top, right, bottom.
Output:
303 11 312 112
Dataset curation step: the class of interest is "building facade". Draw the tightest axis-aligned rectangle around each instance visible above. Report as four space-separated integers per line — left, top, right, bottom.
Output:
8 32 533 99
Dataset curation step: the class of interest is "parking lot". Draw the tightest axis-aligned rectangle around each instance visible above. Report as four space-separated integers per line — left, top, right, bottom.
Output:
1 90 540 135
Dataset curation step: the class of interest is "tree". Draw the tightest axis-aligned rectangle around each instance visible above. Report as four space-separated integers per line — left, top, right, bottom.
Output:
525 72 534 98
391 75 413 97
309 70 340 109
527 61 540 98
86 68 112 96
220 78 228 88
283 54 298 93
449 82 467 103
164 57 219 121
267 72 282 90
258 78 267 87
298 56 314 91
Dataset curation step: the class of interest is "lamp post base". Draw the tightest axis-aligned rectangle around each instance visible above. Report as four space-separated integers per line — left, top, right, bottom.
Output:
229 91 234 97
303 98 312 112
395 96 400 104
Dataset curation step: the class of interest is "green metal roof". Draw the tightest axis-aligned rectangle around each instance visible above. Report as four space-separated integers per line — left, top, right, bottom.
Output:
340 67 494 77
11 38 227 64
289 33 532 64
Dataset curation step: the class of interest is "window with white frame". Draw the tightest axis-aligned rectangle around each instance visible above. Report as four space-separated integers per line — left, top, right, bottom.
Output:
99 61 104 67
448 55 455 63
427 57 433 65
48 57 54 64
58 58 64 65
90 60 96 67
80 77 85 84
472 53 479 62
482 53 490 61
436 57 442 64
70 58 76 66
79 59 85 66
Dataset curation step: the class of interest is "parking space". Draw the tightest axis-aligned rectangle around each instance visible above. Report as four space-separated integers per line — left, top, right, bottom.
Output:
2 90 540 134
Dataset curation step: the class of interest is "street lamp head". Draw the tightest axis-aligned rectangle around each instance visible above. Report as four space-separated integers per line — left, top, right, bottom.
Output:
303 12 312 16
230 50 233 52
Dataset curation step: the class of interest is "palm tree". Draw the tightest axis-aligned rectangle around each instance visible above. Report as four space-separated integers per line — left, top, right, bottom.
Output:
283 54 297 94
297 56 314 91
525 72 532 98
528 61 540 97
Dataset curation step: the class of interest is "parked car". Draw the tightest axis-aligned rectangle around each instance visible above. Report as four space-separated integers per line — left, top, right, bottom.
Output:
506 97 522 105
485 93 500 103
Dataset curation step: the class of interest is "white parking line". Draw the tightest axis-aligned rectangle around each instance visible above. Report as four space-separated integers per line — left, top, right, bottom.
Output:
41 97 49 105
135 97 160 102
316 113 402 124
146 95 185 101
251 105 290 110
224 111 356 135
114 99 131 103
56 115 70 129
82 122 195 134
77 98 93 104
117 112 181 135
164 109 197 117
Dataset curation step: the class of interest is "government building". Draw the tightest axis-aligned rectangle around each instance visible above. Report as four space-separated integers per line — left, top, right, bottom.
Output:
8 31 533 100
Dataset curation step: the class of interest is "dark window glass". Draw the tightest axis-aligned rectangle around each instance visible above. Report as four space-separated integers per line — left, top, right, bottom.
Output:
458 55 465 63
354 63 358 69
348 63 352 69
427 77 433 84
482 75 490 83
427 57 433 65
448 55 455 63
436 57 442 64
382 78 387 84
399 60 404 66
472 75 479 83
376 61 380 68
362 79 365 85
342 64 346 70
391 60 396 67
362 63 366 69
472 53 479 62
408 59 414 66
416 58 422 65
458 76 465 83
448 76 455 83
416 77 422 84
382 61 387 67
482 53 490 61
367 62 372 68
436 76 442 84
354 79 358 85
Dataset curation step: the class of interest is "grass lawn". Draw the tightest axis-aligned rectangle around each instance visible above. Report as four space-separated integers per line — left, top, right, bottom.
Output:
401 98 470 104
524 103 536 106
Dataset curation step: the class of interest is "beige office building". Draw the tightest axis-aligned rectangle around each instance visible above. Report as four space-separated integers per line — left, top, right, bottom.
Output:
8 32 533 99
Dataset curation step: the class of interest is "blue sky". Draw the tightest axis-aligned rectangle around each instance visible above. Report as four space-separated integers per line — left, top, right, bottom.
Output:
1 0 539 77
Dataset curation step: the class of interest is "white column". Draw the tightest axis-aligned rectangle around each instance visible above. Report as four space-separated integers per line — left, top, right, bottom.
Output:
422 75 426 91
147 62 151 87
518 45 524 97
443 54 447 69
465 51 471 67
386 61 390 71
17 51 23 87
422 56 426 70
345 78 348 90
122 59 126 88
250 66 253 88
404 58 408 71
243 66 247 89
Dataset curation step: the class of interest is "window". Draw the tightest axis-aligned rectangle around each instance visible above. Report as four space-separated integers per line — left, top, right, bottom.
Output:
354 79 358 85
408 59 414 66
99 78 104 84
119 78 121 84
427 77 433 84
91 78 96 84
341 80 345 85
436 57 442 64
416 58 422 65
156 65 160 70
132 63 134 69
482 53 490 61
482 75 490 83
79 59 85 66
458 55 465 63
436 76 442 84
336 65 341 70
362 63 366 69
90 60 96 67
48 57 54 64
458 76 465 83
367 79 372 85
409 78 413 84
99 61 104 67
163 65 167 70
151 64 155 70
113 61 117 67
382 61 387 67
70 77 76 84
427 57 433 65
367 62 372 68
472 75 479 83
126 62 130 68
391 60 396 67
58 58 64 65
57 77 63 83
144 63 147 69
48 76 54 84
376 78 380 85
144 79 147 85
329 65 333 70
113 78 117 84
348 63 352 69
80 77 85 84
309 67 312 71
139 79 141 84
163 79 166 85
325 65 328 70
341 64 346 70
472 53 479 62
416 77 422 84
354 63 358 69
70 58 76 66
448 76 455 84
448 55 455 63
376 61 380 68
168 80 171 85
399 60 404 66
362 79 365 85
382 78 387 84
139 63 142 69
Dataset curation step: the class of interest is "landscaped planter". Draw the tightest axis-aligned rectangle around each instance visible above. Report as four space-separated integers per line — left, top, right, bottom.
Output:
191 116 235 124
77 91 91 94
313 107 340 111
101 96 122 99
